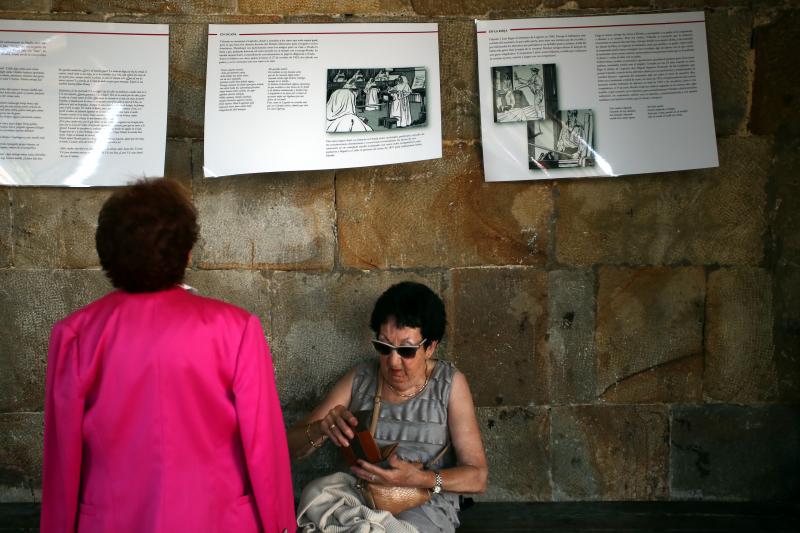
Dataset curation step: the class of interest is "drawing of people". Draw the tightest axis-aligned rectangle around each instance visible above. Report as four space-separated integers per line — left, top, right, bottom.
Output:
389 75 413 127
333 70 346 82
326 78 373 133
556 111 587 159
514 66 544 118
364 77 380 111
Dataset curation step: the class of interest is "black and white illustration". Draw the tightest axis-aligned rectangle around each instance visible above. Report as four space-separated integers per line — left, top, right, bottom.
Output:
527 109 594 170
325 68 427 133
492 64 557 123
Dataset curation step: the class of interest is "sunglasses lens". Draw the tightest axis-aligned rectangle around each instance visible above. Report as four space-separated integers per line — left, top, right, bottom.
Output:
371 340 393 356
396 347 418 358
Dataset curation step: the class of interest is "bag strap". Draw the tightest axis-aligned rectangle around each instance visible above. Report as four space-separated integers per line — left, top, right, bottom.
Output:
371 365 450 470
424 443 450 470
369 369 383 437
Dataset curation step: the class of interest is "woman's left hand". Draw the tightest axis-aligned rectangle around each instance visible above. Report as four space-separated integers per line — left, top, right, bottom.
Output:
351 454 427 488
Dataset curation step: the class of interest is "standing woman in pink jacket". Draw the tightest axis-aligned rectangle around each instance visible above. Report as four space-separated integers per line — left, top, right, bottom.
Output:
40 179 295 533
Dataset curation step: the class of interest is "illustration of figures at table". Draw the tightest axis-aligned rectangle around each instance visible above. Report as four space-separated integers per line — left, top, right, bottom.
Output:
325 67 427 133
527 109 595 170
492 64 557 123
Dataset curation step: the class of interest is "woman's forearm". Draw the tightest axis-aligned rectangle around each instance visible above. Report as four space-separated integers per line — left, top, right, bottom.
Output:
417 464 488 495
287 420 326 460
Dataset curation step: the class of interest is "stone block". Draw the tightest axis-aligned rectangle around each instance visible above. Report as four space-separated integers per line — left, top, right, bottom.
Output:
52 0 236 14
0 189 9 268
239 0 413 15
751 11 800 135
12 188 112 269
556 137 770 266
705 10 752 136
551 405 670 500
774 263 800 402
573 0 650 6
596 267 704 403
167 23 207 139
671 405 800 500
192 151 336 270
0 0 49 12
705 267 777 402
183 269 272 331
267 270 445 410
0 270 111 412
476 407 550 501
338 143 552 269
0 413 42 503
439 20 479 141
448 267 549 407
546 269 596 404
411 0 542 16
164 138 193 187
770 134 800 266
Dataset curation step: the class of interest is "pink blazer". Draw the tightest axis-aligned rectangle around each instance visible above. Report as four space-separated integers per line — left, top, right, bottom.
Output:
41 286 296 533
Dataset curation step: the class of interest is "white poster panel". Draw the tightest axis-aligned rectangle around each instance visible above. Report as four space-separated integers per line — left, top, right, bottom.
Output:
0 20 168 186
204 23 442 177
477 12 718 181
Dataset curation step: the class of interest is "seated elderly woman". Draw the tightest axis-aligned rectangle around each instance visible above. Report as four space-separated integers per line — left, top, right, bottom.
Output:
289 281 488 533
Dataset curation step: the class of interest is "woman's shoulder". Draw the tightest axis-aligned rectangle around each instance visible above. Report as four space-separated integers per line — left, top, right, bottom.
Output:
432 359 459 382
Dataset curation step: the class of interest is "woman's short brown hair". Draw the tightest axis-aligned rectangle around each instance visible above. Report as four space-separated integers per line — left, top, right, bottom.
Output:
96 179 198 293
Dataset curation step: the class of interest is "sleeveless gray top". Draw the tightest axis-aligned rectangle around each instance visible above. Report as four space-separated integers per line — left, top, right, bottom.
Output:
349 360 460 532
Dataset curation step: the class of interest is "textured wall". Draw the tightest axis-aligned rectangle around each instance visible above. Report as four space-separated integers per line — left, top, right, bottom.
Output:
1 0 798 504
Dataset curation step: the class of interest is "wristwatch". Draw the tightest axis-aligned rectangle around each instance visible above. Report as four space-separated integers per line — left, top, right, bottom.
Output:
432 471 443 494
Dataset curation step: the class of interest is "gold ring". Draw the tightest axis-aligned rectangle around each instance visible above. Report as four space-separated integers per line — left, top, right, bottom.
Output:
329 424 336 431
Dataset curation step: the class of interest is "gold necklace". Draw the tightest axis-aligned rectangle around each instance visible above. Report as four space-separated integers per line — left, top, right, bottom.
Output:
385 361 432 399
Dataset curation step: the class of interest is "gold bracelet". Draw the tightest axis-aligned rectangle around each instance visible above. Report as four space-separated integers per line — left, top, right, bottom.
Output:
306 421 324 449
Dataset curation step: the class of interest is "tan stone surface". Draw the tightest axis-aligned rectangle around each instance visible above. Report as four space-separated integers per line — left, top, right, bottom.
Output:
705 10 752 135
546 269 596 404
0 189 9 268
184 269 272 331
556 137 770 266
164 138 194 187
411 0 542 16
596 267 705 400
192 147 335 270
439 20 480 141
12 188 112 269
267 270 445 408
705 267 777 402
52 0 235 14
338 143 552 269
600 354 702 404
449 267 549 407
751 11 800 134
551 405 670 500
0 270 110 412
239 0 413 14
476 407 551 501
0 0 49 11
167 23 207 138
0 413 42 503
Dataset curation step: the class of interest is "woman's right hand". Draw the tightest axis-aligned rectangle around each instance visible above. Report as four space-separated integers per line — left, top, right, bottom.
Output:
319 405 358 447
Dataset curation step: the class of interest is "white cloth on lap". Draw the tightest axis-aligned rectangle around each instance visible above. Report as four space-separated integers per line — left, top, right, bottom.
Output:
297 473 420 533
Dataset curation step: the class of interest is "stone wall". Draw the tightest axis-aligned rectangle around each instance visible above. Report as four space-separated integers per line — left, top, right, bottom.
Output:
1 0 798 504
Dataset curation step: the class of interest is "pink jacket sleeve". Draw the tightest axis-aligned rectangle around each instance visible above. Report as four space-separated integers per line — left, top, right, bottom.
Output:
40 321 84 533
233 315 296 533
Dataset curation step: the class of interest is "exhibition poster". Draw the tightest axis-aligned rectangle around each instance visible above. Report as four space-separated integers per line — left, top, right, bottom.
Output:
476 12 719 181
204 23 442 177
0 20 169 186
